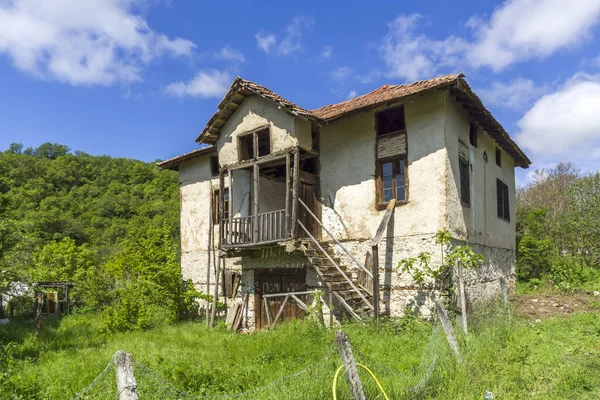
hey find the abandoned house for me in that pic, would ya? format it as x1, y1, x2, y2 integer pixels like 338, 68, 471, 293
158, 73, 531, 330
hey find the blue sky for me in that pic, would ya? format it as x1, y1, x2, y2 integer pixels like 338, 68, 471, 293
1, 0, 599, 185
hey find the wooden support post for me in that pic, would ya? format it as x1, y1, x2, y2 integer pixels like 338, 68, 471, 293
65, 285, 69, 315
435, 299, 462, 363
206, 185, 212, 326
335, 330, 366, 400
285, 152, 291, 237
218, 170, 225, 246
114, 351, 139, 400
457, 260, 468, 334
34, 290, 43, 336
209, 256, 221, 328
253, 164, 259, 243
291, 149, 300, 238
371, 245, 380, 325
329, 286, 334, 328
228, 171, 233, 246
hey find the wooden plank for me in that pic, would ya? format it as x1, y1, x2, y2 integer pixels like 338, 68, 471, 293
457, 260, 468, 334
229, 172, 233, 245
372, 245, 380, 323
289, 294, 308, 310
335, 330, 366, 400
253, 164, 259, 242
299, 170, 318, 185
291, 150, 300, 238
435, 299, 463, 363
272, 294, 290, 328
264, 297, 272, 329
285, 153, 291, 237
372, 198, 396, 245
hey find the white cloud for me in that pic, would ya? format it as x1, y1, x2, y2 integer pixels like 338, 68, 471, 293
346, 90, 358, 100
478, 77, 549, 110
331, 66, 352, 81
278, 16, 314, 55
515, 73, 600, 169
255, 32, 276, 53
321, 46, 332, 59
468, 0, 600, 71
380, 14, 468, 81
379, 1, 600, 79
0, 0, 195, 86
215, 46, 245, 63
165, 70, 231, 98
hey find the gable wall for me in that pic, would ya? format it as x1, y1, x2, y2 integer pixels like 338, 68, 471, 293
319, 91, 448, 240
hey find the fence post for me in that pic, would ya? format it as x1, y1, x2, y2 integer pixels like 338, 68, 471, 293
435, 299, 463, 364
457, 260, 468, 334
114, 351, 139, 400
335, 330, 366, 400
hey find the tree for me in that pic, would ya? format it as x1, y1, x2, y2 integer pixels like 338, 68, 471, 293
6, 143, 23, 154
33, 142, 70, 159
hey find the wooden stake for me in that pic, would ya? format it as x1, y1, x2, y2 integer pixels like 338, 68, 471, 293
114, 351, 139, 400
435, 299, 462, 363
371, 245, 380, 325
457, 260, 468, 334
335, 330, 366, 400
253, 164, 259, 242
291, 149, 299, 238
206, 184, 213, 326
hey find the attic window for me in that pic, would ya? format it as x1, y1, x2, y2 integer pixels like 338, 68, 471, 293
377, 106, 405, 136
495, 148, 502, 167
239, 127, 271, 161
210, 155, 219, 177
469, 122, 477, 147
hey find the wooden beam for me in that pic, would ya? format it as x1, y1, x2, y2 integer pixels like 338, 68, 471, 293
253, 164, 259, 242
291, 149, 300, 238
372, 244, 380, 324
285, 153, 291, 237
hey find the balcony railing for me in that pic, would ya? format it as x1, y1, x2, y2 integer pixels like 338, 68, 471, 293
222, 209, 287, 246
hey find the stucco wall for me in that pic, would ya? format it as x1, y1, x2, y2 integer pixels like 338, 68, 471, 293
217, 96, 301, 166
443, 91, 516, 250
319, 91, 448, 241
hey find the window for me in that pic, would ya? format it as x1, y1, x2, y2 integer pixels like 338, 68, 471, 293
495, 148, 502, 167
376, 106, 405, 136
377, 157, 407, 205
469, 122, 477, 147
210, 155, 219, 177
239, 127, 270, 161
213, 188, 229, 224
496, 179, 510, 221
459, 158, 470, 206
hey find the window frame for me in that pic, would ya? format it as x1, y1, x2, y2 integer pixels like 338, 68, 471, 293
495, 148, 502, 167
213, 188, 230, 224
238, 126, 271, 162
459, 157, 471, 207
375, 105, 406, 137
210, 155, 219, 177
376, 156, 408, 209
469, 122, 478, 147
496, 179, 510, 221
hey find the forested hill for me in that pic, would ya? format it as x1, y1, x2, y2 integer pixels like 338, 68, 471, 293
0, 143, 197, 331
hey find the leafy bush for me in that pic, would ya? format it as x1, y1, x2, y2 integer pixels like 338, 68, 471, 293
516, 235, 553, 281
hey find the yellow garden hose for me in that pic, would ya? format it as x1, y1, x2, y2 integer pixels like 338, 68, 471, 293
332, 363, 390, 400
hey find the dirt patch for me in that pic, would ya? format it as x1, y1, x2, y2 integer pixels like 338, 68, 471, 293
513, 292, 600, 320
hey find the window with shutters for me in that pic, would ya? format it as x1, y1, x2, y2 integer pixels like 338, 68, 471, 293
213, 188, 229, 224
496, 179, 510, 221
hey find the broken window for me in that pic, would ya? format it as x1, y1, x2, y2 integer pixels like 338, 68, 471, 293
376, 106, 405, 136
238, 127, 271, 161
469, 122, 478, 147
459, 157, 470, 207
377, 157, 407, 205
210, 155, 219, 177
496, 179, 510, 221
496, 148, 502, 167
213, 188, 229, 224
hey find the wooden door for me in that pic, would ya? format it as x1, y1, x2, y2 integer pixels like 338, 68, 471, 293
297, 183, 321, 240
254, 268, 307, 330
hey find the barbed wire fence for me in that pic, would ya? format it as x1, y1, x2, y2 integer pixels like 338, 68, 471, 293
69, 299, 486, 400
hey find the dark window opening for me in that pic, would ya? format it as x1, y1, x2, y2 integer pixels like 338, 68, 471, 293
213, 188, 230, 224
496, 179, 510, 221
495, 148, 502, 167
210, 155, 219, 177
311, 127, 320, 152
459, 158, 470, 207
376, 106, 406, 136
239, 135, 254, 161
257, 129, 270, 157
377, 157, 407, 205
469, 122, 478, 147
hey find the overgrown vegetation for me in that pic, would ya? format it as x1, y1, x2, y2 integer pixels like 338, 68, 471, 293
1, 305, 599, 399
0, 143, 200, 331
517, 162, 600, 292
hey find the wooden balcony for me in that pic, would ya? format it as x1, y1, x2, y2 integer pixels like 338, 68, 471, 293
222, 209, 287, 247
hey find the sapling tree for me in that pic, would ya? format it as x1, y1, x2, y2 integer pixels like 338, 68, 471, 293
397, 229, 484, 297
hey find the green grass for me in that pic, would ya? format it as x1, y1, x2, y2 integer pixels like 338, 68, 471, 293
1, 303, 599, 399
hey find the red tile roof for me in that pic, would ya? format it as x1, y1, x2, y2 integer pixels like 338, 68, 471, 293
157, 146, 216, 170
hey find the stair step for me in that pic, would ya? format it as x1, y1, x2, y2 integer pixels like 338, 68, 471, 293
309, 258, 342, 267
318, 272, 347, 281
337, 290, 369, 301
327, 281, 353, 291
317, 264, 347, 273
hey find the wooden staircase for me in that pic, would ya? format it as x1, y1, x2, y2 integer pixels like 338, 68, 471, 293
299, 241, 374, 320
